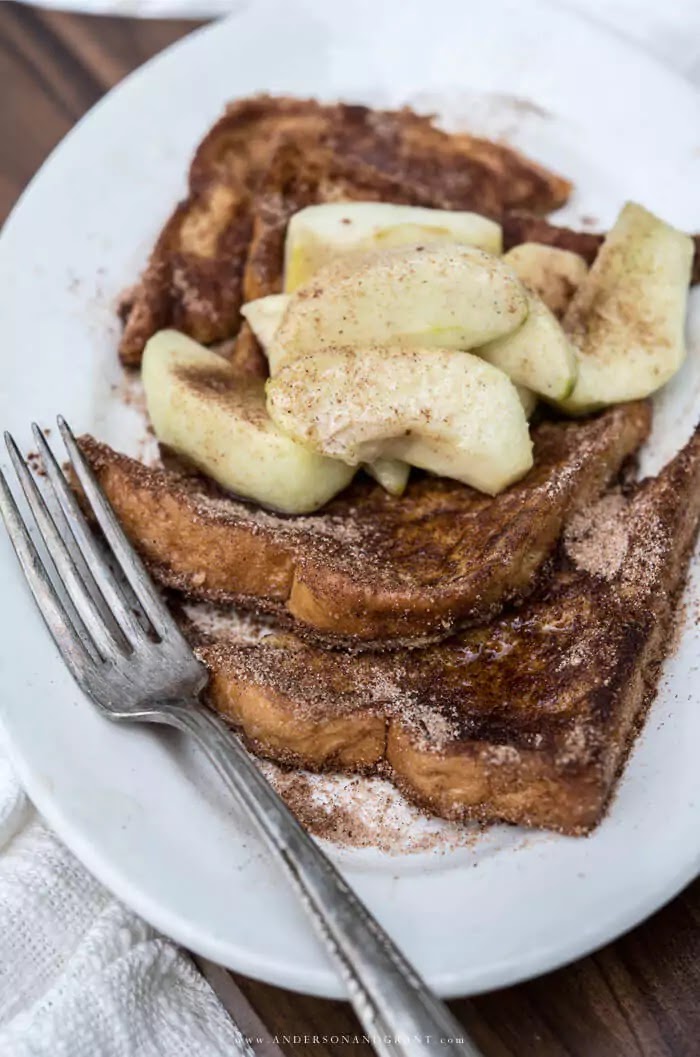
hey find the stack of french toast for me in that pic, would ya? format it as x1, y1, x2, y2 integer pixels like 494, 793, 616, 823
82, 96, 700, 836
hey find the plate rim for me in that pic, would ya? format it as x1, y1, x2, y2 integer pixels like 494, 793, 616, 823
2, 724, 699, 999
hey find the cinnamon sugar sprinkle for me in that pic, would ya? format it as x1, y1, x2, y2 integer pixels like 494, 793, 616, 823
182, 600, 275, 644
187, 610, 474, 852
190, 490, 368, 547
565, 487, 669, 591
257, 762, 481, 854
564, 492, 629, 578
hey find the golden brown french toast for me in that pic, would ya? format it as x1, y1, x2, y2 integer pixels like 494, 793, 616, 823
104, 91, 700, 844
190, 424, 700, 834
78, 401, 650, 649
118, 95, 572, 365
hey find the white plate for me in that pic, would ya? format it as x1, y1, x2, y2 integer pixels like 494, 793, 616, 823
1, 0, 700, 1000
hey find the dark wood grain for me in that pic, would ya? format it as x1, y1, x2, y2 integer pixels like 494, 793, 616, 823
0, 3, 202, 220
228, 882, 700, 1057
2, 5, 698, 1055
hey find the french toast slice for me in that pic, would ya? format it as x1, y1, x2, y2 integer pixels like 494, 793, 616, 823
118, 95, 572, 364
191, 424, 700, 834
78, 401, 650, 648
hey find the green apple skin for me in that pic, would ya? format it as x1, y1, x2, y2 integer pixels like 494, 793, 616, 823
142, 330, 355, 514
557, 202, 693, 414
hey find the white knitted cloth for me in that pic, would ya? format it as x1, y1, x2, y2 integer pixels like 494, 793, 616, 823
0, 758, 251, 1057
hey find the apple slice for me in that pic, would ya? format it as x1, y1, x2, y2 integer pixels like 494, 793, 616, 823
240, 293, 290, 354
557, 202, 693, 413
142, 330, 355, 514
274, 244, 528, 370
267, 345, 533, 495
477, 292, 578, 400
516, 386, 537, 418
242, 292, 411, 495
284, 202, 502, 291
364, 458, 410, 496
244, 292, 538, 422
246, 291, 544, 412
504, 243, 588, 318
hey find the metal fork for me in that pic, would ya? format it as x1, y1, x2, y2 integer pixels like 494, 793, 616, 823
0, 419, 483, 1057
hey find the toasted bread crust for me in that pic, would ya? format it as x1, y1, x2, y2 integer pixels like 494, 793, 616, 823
191, 426, 700, 834
119, 95, 572, 364
79, 402, 650, 648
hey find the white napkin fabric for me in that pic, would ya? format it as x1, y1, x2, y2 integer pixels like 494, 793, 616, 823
0, 751, 252, 1057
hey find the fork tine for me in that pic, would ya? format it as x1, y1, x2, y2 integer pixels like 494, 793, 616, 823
5, 433, 124, 663
31, 423, 147, 649
0, 468, 92, 682
58, 417, 189, 645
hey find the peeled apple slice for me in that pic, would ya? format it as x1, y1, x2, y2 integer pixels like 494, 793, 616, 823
241, 292, 410, 496
516, 386, 538, 418
272, 244, 529, 370
558, 202, 693, 413
478, 292, 578, 400
267, 345, 533, 496
364, 458, 410, 496
243, 294, 540, 424
504, 243, 589, 318
142, 330, 355, 514
284, 201, 502, 291
240, 293, 290, 353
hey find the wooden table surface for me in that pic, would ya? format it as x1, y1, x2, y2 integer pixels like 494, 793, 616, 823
2, 4, 699, 1055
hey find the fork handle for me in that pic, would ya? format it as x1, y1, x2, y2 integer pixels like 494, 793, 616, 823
168, 705, 483, 1057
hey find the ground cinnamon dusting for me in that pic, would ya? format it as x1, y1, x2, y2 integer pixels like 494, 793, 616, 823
564, 492, 629, 578
258, 761, 481, 854
188, 602, 463, 743
190, 490, 369, 547
182, 600, 275, 644
26, 451, 46, 477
